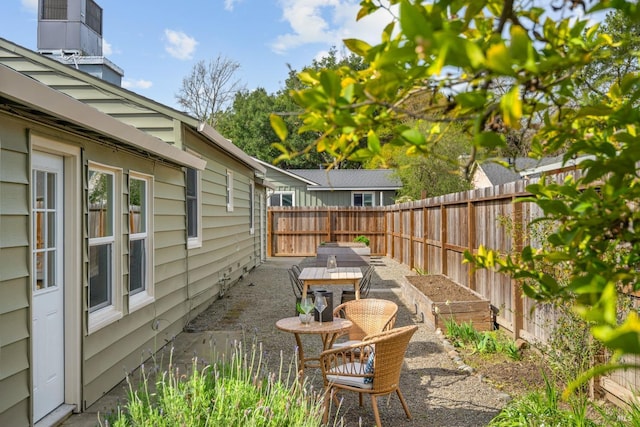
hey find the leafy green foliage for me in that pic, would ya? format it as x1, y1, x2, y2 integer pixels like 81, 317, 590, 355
281, 0, 640, 384
353, 235, 370, 246
444, 319, 521, 361
216, 47, 367, 169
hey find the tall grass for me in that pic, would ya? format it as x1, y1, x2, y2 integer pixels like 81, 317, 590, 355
489, 375, 600, 427
106, 339, 326, 427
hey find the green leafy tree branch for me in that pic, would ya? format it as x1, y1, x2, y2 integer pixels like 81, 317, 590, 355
270, 0, 640, 389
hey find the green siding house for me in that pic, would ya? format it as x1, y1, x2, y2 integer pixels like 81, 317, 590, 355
256, 159, 402, 207
0, 36, 269, 426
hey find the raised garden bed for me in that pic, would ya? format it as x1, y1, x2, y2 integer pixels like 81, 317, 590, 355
403, 275, 493, 332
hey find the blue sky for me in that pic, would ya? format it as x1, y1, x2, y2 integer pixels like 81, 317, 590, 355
0, 0, 392, 109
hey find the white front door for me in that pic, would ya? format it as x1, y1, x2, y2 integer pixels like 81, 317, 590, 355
32, 151, 65, 422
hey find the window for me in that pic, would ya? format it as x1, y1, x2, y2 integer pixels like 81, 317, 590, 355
352, 192, 375, 207
88, 163, 122, 332
249, 180, 255, 235
186, 167, 202, 248
129, 172, 154, 310
268, 192, 294, 207
41, 0, 67, 20
226, 170, 234, 212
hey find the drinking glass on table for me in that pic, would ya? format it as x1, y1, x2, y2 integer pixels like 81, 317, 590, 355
299, 297, 314, 325
314, 293, 328, 325
326, 254, 338, 272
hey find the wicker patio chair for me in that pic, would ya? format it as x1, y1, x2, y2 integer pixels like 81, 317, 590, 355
331, 298, 398, 350
341, 265, 375, 303
320, 324, 418, 427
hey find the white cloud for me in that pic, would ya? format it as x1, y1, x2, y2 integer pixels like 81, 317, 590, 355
224, 0, 242, 11
122, 79, 153, 90
21, 0, 37, 13
164, 29, 198, 60
103, 39, 113, 56
271, 0, 394, 54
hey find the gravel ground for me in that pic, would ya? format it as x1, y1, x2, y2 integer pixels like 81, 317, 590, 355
185, 256, 511, 427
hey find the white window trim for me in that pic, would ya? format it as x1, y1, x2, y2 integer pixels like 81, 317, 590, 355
268, 190, 295, 207
249, 179, 255, 235
351, 191, 376, 207
226, 169, 234, 212
88, 162, 123, 334
128, 171, 154, 312
186, 167, 203, 249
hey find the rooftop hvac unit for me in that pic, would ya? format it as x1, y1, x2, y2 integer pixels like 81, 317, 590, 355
37, 0, 103, 57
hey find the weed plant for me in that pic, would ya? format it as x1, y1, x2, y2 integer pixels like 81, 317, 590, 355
489, 375, 600, 427
105, 340, 326, 427
444, 318, 521, 361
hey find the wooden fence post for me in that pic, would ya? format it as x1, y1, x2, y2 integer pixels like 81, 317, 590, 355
267, 209, 272, 257
423, 204, 428, 273
409, 204, 415, 269
468, 199, 476, 292
441, 203, 447, 276
511, 200, 524, 340
326, 207, 332, 243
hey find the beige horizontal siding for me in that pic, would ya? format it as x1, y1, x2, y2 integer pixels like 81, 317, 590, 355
0, 150, 28, 184
0, 277, 28, 315
0, 183, 28, 215
0, 309, 29, 346
0, 247, 28, 281
0, 340, 29, 381
0, 371, 29, 415
0, 398, 29, 427
0, 216, 28, 247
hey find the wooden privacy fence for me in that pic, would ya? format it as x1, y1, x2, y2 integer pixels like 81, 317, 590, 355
267, 172, 640, 404
267, 206, 387, 256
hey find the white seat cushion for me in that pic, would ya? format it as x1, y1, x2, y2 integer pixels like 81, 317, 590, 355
331, 340, 362, 349
326, 362, 373, 389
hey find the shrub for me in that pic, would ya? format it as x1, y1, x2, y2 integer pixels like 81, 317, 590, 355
353, 235, 369, 246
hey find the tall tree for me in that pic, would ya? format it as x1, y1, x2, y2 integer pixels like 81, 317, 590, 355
270, 0, 640, 388
576, 9, 640, 102
216, 88, 280, 161
218, 47, 368, 168
378, 122, 472, 200
175, 55, 244, 126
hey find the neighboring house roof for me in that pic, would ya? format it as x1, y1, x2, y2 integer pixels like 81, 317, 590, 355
0, 64, 205, 170
474, 155, 586, 186
253, 158, 318, 186
290, 169, 402, 191
0, 37, 264, 175
253, 157, 402, 191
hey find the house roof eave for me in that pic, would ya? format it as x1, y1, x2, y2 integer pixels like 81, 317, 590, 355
252, 157, 319, 185
196, 123, 266, 174
307, 186, 402, 191
0, 65, 206, 170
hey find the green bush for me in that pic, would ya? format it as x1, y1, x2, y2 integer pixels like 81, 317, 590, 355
353, 235, 369, 246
